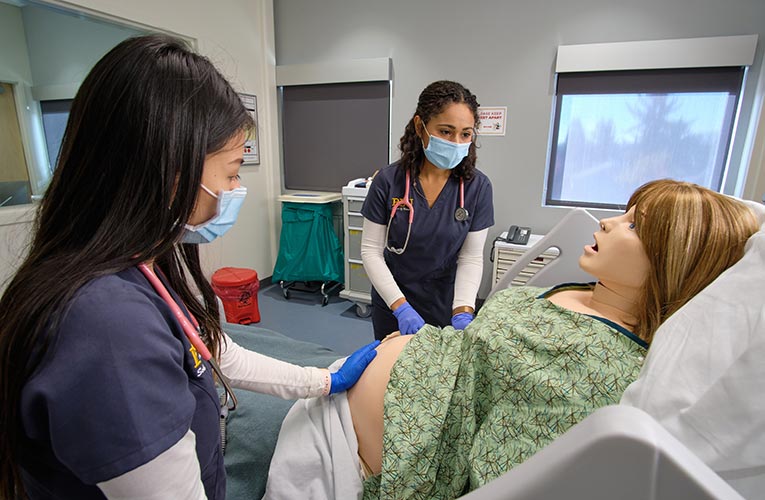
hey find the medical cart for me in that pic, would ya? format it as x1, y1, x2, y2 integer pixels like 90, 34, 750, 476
492, 233, 559, 286
339, 182, 372, 317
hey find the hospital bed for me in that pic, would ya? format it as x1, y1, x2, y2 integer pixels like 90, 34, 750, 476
488, 207, 600, 295
223, 205, 763, 499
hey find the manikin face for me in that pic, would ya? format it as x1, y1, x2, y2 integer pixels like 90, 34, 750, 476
416, 102, 475, 148
579, 206, 650, 290
187, 132, 245, 226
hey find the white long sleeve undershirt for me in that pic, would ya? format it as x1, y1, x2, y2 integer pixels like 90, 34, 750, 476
218, 332, 329, 399
360, 218, 404, 308
98, 430, 207, 499
361, 217, 487, 311
451, 227, 488, 310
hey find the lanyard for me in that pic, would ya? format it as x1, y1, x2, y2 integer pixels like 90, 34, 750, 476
137, 263, 237, 411
385, 171, 467, 254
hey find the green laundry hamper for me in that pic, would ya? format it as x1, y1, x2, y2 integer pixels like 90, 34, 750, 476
273, 202, 344, 285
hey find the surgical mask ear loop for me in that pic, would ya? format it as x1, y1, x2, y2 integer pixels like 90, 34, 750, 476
200, 184, 219, 199
418, 119, 431, 148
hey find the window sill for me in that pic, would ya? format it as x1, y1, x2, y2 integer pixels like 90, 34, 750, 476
0, 204, 36, 226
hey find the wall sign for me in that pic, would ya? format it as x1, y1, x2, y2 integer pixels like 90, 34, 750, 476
477, 106, 507, 136
239, 93, 260, 165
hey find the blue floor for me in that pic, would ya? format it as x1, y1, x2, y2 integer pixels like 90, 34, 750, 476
251, 282, 374, 356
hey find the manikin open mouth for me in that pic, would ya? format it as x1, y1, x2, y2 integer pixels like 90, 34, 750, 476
592, 243, 598, 252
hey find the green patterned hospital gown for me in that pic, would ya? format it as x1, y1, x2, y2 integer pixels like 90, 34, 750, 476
363, 284, 647, 499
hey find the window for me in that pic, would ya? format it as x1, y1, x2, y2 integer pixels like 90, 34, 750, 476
0, 82, 31, 207
40, 99, 73, 173
276, 56, 392, 192
280, 81, 390, 192
1, 1, 149, 207
546, 67, 744, 209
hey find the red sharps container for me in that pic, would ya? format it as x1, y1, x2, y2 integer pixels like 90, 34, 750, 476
211, 267, 261, 324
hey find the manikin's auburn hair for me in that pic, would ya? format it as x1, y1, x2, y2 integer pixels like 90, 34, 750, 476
398, 80, 480, 180
627, 179, 759, 343
0, 34, 253, 498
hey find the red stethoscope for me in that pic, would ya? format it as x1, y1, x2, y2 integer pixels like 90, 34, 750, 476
385, 170, 468, 255
138, 263, 237, 411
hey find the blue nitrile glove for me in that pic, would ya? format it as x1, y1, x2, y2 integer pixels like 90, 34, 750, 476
392, 301, 425, 335
451, 312, 475, 330
329, 340, 381, 394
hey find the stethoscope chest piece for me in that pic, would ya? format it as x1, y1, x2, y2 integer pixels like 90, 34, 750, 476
454, 206, 469, 222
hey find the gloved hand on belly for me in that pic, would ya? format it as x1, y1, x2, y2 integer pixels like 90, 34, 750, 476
329, 340, 381, 393
392, 301, 425, 335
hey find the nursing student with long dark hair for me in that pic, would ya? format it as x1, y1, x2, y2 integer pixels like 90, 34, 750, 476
0, 35, 378, 500
361, 80, 494, 340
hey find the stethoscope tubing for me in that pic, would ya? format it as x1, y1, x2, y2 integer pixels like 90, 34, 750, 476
137, 263, 237, 410
385, 171, 414, 255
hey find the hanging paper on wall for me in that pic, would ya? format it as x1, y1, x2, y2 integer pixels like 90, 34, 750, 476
477, 106, 507, 136
239, 93, 260, 164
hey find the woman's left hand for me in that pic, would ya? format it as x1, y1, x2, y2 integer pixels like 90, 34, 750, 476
451, 312, 475, 330
329, 340, 381, 394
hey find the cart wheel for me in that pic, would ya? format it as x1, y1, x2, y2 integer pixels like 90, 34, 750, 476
356, 303, 371, 318
321, 295, 329, 306
282, 288, 290, 300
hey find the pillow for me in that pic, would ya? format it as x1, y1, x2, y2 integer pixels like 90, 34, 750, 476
621, 200, 765, 498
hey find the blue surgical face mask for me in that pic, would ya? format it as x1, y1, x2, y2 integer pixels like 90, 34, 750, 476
182, 184, 247, 244
421, 124, 471, 170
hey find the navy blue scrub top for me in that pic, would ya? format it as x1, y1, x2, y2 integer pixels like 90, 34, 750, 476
19, 267, 225, 499
362, 162, 494, 332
